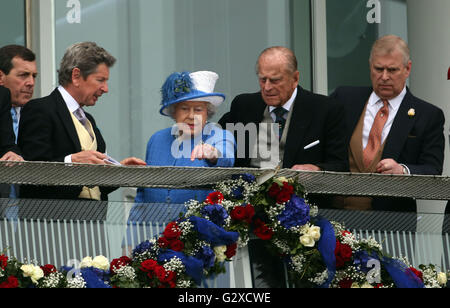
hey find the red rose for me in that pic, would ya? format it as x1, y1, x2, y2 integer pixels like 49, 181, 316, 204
253, 219, 274, 241
409, 267, 423, 281
154, 265, 167, 282
225, 243, 238, 259
335, 241, 353, 268
268, 183, 281, 198
0, 276, 19, 289
169, 239, 185, 252
281, 182, 294, 194
244, 204, 255, 223
140, 259, 158, 273
0, 255, 7, 270
230, 206, 247, 221
40, 264, 57, 276
163, 222, 182, 240
206, 191, 224, 205
110, 256, 132, 274
339, 278, 353, 288
162, 270, 176, 283
230, 204, 255, 224
276, 191, 291, 204
157, 237, 170, 248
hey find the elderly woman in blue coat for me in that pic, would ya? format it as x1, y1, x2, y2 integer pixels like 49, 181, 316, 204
134, 71, 235, 206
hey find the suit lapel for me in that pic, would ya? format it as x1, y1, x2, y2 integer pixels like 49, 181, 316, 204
52, 89, 82, 152
382, 90, 416, 160
346, 87, 373, 140
253, 95, 268, 125
283, 87, 311, 166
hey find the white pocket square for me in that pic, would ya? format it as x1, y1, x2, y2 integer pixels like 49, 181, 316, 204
304, 140, 320, 150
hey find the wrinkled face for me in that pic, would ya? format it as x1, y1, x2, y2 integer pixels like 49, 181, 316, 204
0, 57, 37, 107
258, 53, 299, 107
173, 101, 208, 136
74, 63, 110, 107
370, 49, 411, 100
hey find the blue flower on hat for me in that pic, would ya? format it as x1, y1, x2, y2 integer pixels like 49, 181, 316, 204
159, 71, 225, 116
161, 71, 193, 104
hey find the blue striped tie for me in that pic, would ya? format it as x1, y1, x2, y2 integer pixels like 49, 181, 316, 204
9, 107, 19, 198
10, 107, 19, 143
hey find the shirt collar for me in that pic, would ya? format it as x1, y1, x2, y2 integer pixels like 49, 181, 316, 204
269, 87, 298, 113
58, 85, 81, 113
369, 86, 407, 111
12, 106, 21, 117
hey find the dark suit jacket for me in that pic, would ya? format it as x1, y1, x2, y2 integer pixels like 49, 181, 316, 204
218, 86, 348, 171
17, 88, 115, 200
331, 86, 445, 212
0, 85, 20, 156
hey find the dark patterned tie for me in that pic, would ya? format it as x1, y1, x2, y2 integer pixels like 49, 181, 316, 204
273, 107, 287, 140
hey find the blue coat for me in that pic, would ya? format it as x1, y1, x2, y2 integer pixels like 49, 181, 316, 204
134, 123, 235, 205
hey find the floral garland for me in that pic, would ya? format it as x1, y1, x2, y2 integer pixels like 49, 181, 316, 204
1, 175, 449, 288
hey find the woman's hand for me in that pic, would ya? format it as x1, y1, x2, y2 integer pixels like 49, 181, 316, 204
191, 143, 219, 165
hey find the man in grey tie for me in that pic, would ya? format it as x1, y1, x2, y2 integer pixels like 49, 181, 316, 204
18, 42, 145, 201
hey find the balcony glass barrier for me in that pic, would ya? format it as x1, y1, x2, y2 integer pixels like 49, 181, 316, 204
1, 197, 449, 288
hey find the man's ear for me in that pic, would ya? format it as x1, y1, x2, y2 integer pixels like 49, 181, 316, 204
0, 70, 6, 86
71, 67, 82, 87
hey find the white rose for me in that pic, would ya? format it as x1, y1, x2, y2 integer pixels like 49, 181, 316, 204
92, 256, 109, 271
437, 272, 448, 285
308, 226, 321, 241
275, 177, 289, 184
21, 264, 44, 284
300, 234, 315, 247
360, 282, 374, 288
214, 246, 227, 263
80, 256, 93, 268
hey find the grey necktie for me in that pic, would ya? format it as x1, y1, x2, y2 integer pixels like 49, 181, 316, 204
74, 108, 94, 139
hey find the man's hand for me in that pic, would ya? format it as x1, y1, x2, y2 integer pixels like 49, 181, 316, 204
376, 159, 404, 174
0, 151, 24, 162
191, 143, 219, 164
71, 150, 108, 164
120, 157, 147, 166
291, 164, 321, 171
